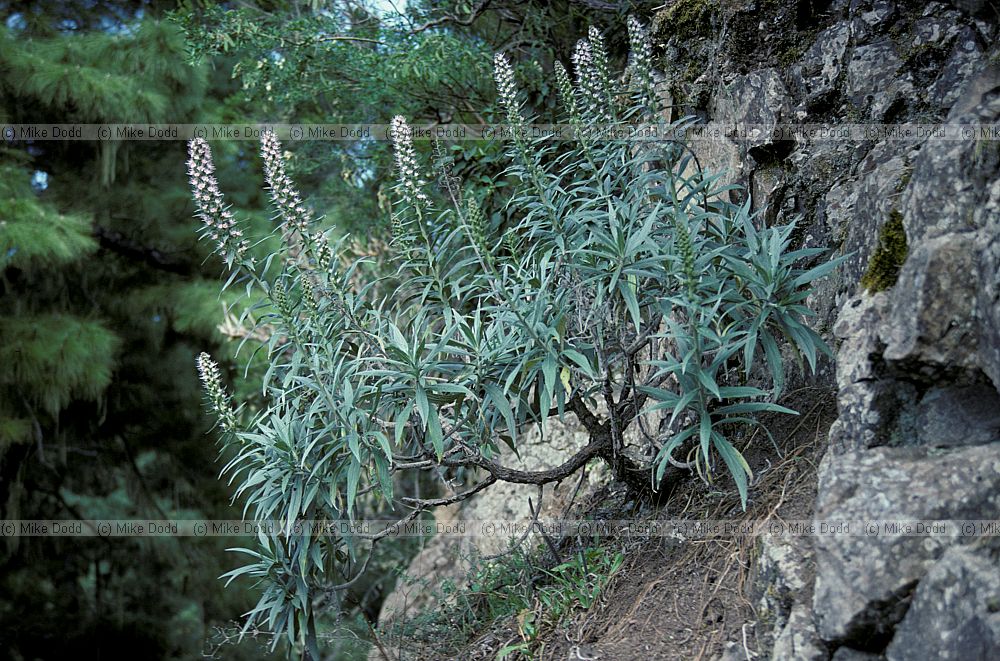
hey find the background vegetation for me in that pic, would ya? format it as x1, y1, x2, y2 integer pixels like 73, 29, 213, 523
2, 1, 804, 659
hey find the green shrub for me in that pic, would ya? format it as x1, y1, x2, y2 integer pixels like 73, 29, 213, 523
189, 16, 841, 657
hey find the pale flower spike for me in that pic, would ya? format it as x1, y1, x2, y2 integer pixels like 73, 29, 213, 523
260, 130, 312, 233
587, 26, 614, 102
553, 60, 580, 123
196, 352, 238, 434
572, 39, 604, 121
187, 138, 249, 260
389, 115, 429, 212
626, 15, 655, 104
493, 52, 523, 126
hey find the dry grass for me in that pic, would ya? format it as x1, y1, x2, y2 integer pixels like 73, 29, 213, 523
533, 387, 837, 661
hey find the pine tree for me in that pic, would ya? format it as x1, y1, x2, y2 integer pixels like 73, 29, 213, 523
0, 6, 276, 658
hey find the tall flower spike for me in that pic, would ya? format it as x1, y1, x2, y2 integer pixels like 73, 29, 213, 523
553, 61, 580, 124
389, 116, 430, 252
389, 116, 430, 213
627, 16, 656, 109
494, 52, 544, 185
572, 39, 605, 122
587, 26, 616, 113
187, 138, 249, 262
260, 130, 312, 234
493, 53, 523, 127
196, 352, 238, 434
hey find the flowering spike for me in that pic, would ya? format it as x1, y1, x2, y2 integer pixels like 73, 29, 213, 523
196, 352, 238, 434
260, 130, 312, 234
389, 116, 431, 254
493, 53, 523, 127
389, 116, 430, 219
187, 138, 249, 262
553, 61, 580, 124
494, 53, 546, 184
572, 39, 606, 122
587, 26, 616, 114
626, 16, 656, 110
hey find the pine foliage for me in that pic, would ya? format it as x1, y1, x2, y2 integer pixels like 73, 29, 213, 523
0, 21, 205, 123
0, 9, 270, 659
0, 314, 119, 415
0, 163, 96, 271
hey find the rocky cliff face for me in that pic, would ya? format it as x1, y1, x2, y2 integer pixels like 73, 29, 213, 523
652, 1, 999, 658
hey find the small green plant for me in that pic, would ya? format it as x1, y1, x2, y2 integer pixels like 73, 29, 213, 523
470, 545, 622, 625
190, 16, 842, 657
386, 542, 624, 658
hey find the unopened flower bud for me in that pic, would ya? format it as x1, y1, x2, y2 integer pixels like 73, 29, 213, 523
300, 275, 320, 316
270, 280, 292, 318
311, 231, 334, 271
464, 197, 494, 267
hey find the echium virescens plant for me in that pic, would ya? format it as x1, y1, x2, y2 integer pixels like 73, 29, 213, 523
190, 17, 844, 657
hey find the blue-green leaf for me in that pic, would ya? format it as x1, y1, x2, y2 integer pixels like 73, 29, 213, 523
713, 434, 752, 509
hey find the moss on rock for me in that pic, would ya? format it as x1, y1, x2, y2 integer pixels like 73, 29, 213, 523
861, 209, 908, 292
659, 0, 713, 39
